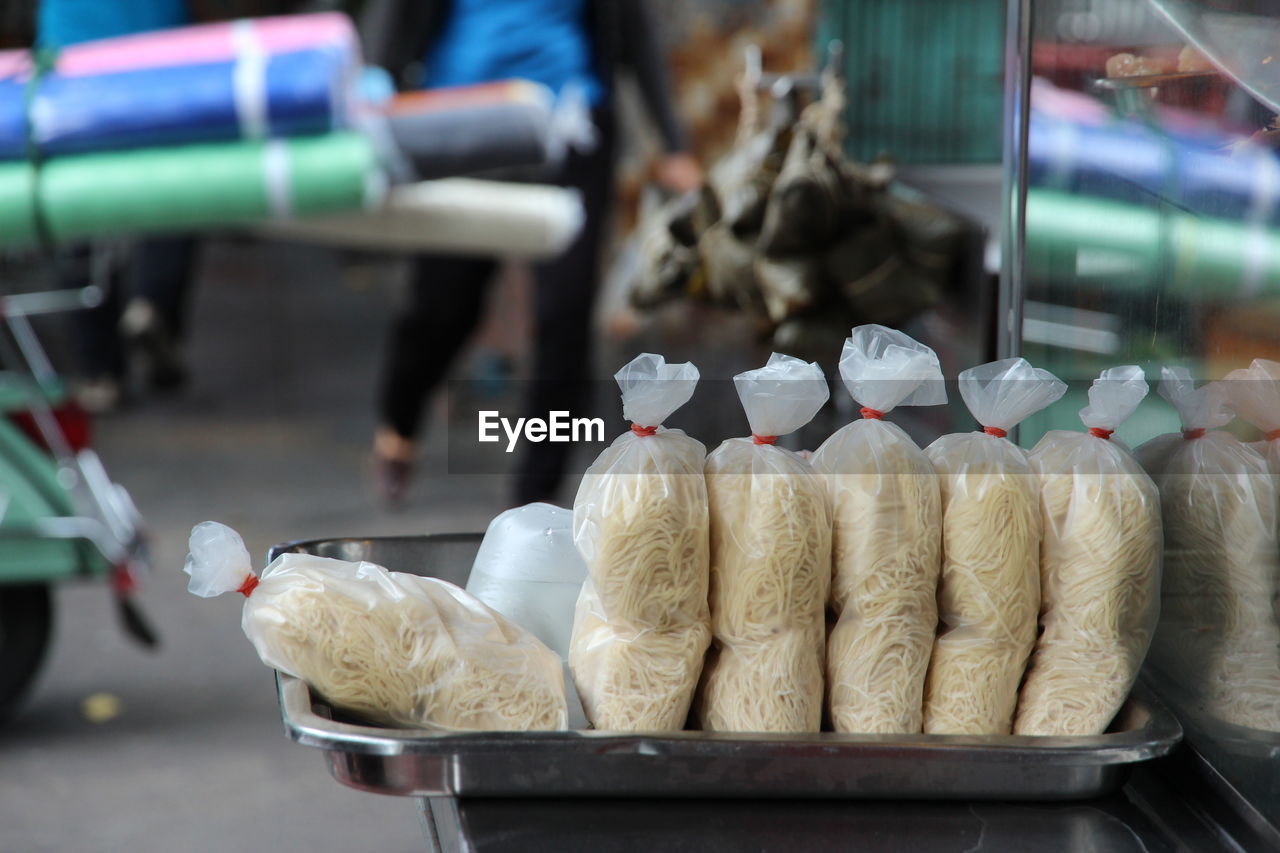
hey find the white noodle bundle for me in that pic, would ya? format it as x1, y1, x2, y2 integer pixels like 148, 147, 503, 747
570, 582, 711, 730
810, 325, 946, 734
1015, 366, 1162, 736
1143, 366, 1280, 731
923, 358, 1066, 735
569, 354, 711, 731
185, 522, 567, 731
695, 353, 832, 732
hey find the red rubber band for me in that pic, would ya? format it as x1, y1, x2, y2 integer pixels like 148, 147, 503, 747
631, 424, 658, 437
860, 407, 885, 420
237, 575, 259, 597
1088, 427, 1114, 440
1267, 428, 1280, 442
752, 434, 777, 445
983, 426, 1007, 438
1183, 428, 1206, 440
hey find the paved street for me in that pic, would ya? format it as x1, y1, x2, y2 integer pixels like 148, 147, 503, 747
0, 241, 519, 853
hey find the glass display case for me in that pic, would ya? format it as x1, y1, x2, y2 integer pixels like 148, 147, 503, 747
1013, 0, 1280, 839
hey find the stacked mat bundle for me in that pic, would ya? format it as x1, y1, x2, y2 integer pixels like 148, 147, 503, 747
0, 12, 383, 247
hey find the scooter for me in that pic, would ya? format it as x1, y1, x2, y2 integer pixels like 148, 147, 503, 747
0, 250, 154, 724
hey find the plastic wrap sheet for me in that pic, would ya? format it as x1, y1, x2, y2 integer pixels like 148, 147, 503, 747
0, 131, 382, 247
0, 13, 358, 159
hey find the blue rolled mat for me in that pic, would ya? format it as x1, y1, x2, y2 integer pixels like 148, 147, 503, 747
0, 79, 26, 160
0, 46, 352, 160
1029, 112, 1280, 223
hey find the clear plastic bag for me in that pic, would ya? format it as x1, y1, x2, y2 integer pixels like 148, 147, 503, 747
1137, 368, 1280, 730
568, 354, 711, 731
1015, 366, 1162, 736
810, 325, 946, 734
185, 521, 567, 731
695, 353, 832, 732
466, 502, 587, 660
922, 358, 1066, 735
1223, 358, 1280, 474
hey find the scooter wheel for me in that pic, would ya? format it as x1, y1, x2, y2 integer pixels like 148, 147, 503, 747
0, 584, 52, 725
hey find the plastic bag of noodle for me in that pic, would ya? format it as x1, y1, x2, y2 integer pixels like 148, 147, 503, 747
1223, 358, 1280, 474
695, 353, 833, 732
568, 354, 711, 731
922, 358, 1066, 735
1015, 366, 1162, 736
1138, 368, 1280, 730
810, 325, 946, 734
184, 521, 567, 731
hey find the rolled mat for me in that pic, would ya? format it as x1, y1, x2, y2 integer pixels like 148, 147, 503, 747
385, 81, 555, 180
0, 131, 383, 247
1030, 111, 1280, 225
256, 178, 583, 258
1026, 189, 1280, 297
0, 13, 359, 160
14, 49, 353, 158
2, 13, 356, 78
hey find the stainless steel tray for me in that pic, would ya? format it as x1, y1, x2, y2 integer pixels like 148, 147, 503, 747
271, 534, 1183, 801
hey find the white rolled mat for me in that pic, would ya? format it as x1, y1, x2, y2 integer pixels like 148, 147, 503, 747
256, 178, 583, 258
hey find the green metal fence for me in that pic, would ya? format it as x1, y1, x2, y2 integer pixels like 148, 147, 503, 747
818, 0, 1006, 164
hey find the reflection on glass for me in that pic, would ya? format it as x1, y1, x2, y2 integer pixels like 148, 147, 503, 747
1019, 0, 1280, 824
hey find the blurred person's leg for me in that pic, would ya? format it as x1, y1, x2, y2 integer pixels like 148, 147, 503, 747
515, 114, 617, 506
375, 253, 498, 503
120, 237, 199, 391
65, 246, 127, 413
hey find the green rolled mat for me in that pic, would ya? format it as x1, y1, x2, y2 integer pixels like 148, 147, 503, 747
1026, 189, 1280, 297
0, 161, 37, 246
0, 132, 383, 248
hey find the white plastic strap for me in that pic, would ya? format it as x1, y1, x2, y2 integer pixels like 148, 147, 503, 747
232, 19, 269, 140
262, 139, 293, 219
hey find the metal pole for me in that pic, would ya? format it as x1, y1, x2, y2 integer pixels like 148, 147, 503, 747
999, 0, 1034, 361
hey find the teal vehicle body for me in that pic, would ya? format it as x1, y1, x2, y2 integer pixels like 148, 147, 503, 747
0, 391, 110, 583
0, 280, 154, 724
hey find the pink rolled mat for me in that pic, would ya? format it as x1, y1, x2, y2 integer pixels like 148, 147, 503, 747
1, 12, 356, 80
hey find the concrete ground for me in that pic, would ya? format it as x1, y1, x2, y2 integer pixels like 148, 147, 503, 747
0, 241, 527, 853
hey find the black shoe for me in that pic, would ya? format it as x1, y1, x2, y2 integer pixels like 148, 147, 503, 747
374, 454, 413, 507
119, 299, 187, 392
73, 376, 124, 414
